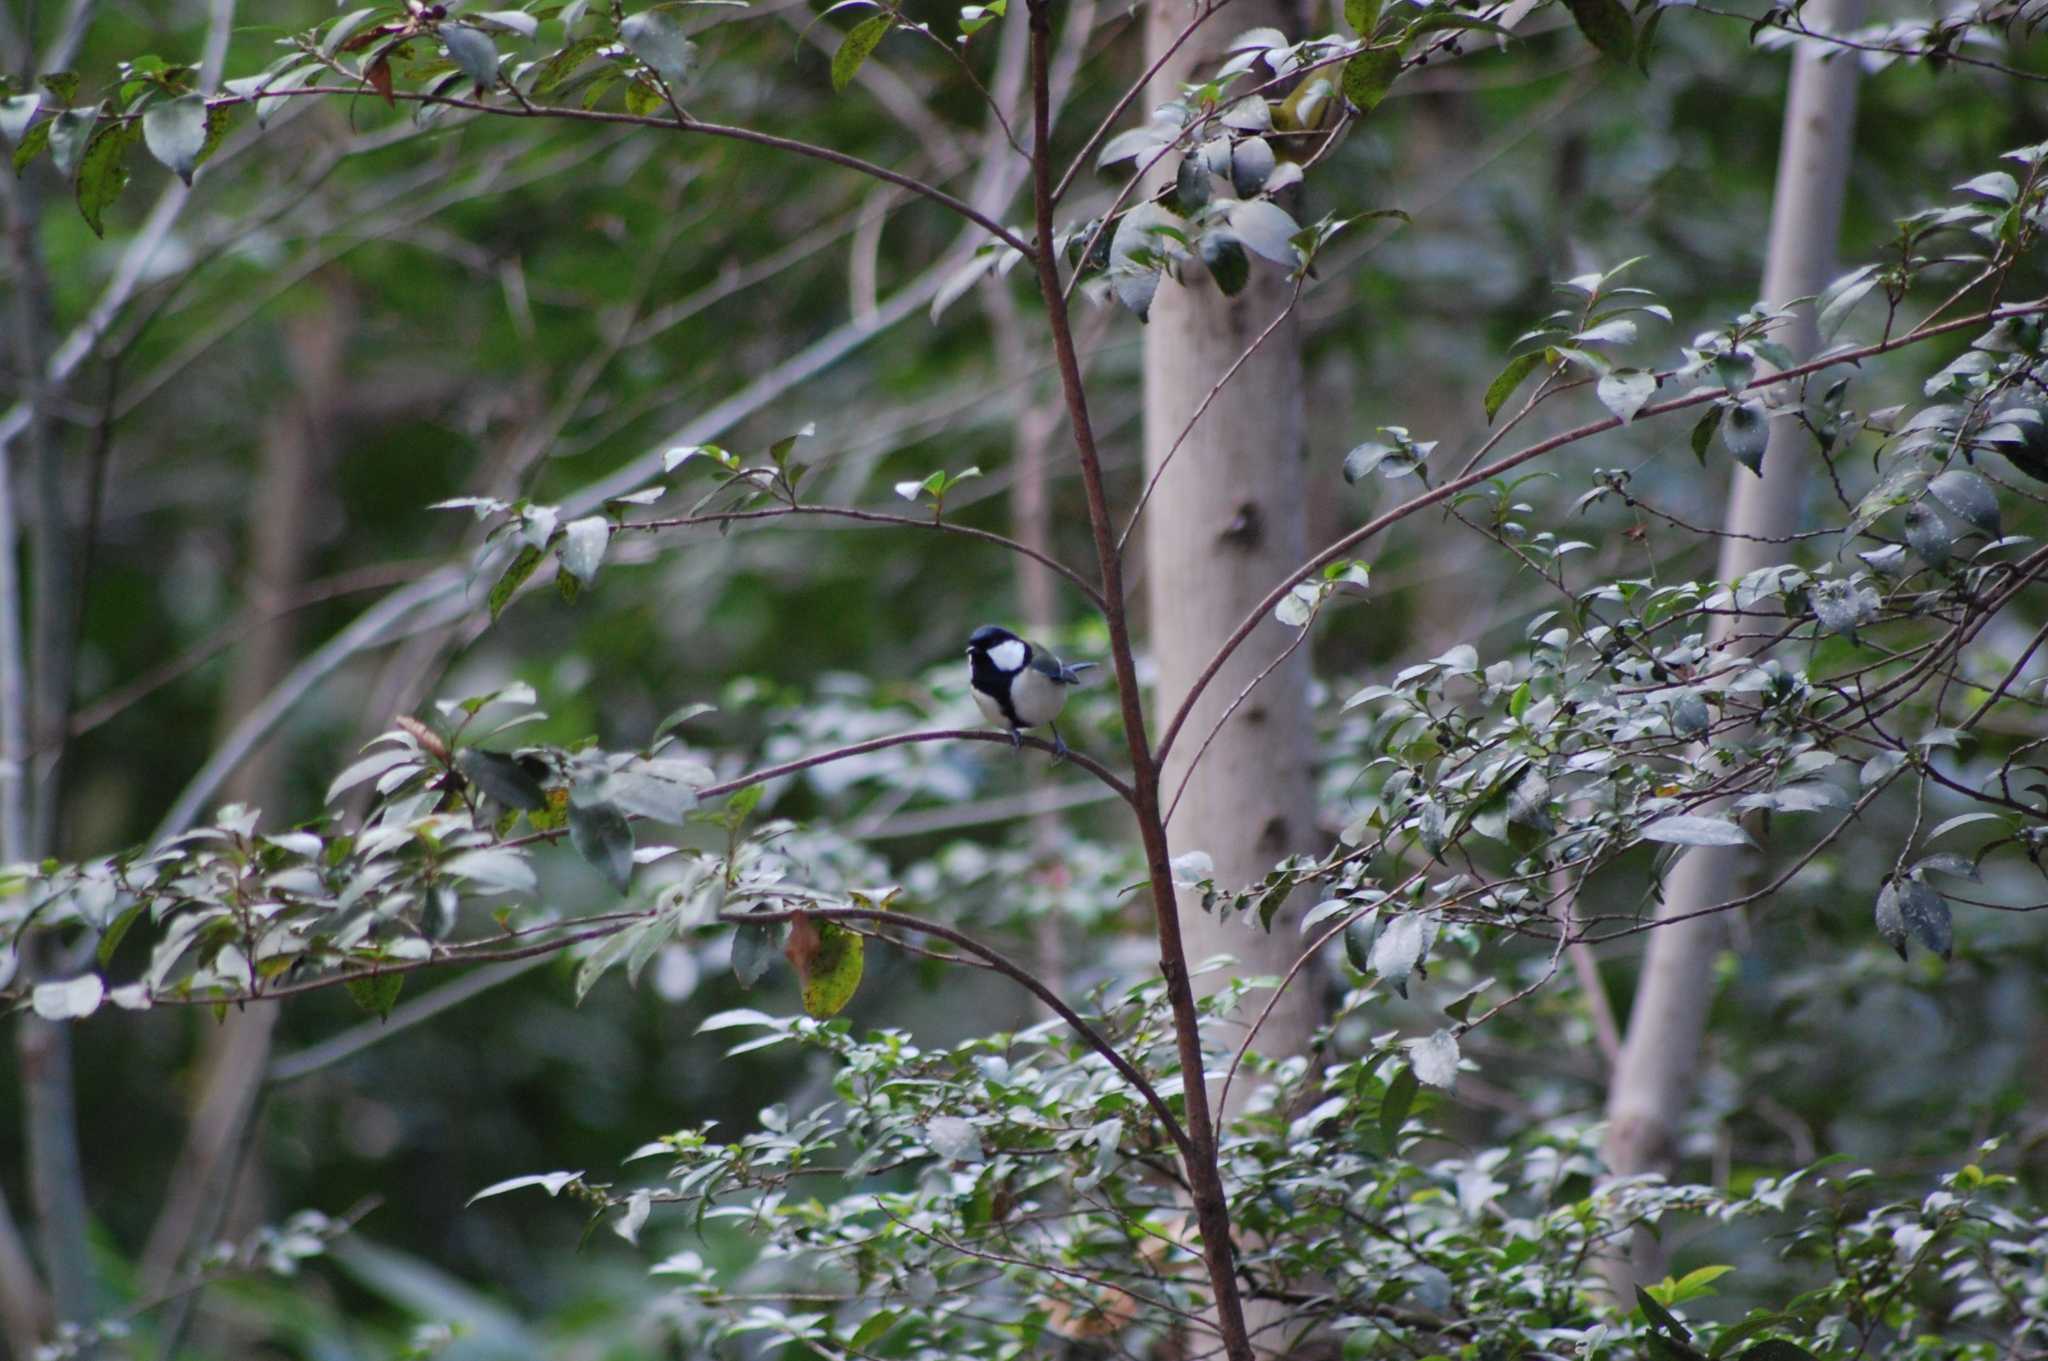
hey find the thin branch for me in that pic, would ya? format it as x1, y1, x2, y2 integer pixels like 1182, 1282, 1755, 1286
1049, 0, 1221, 206
628, 504, 1105, 610
1118, 269, 1310, 554
696, 727, 1134, 805
720, 903, 1192, 1160
198, 86, 1037, 260
1156, 299, 2048, 766
1164, 616, 1315, 828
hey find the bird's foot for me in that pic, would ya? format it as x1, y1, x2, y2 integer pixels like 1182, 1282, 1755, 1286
1049, 726, 1070, 764
1008, 726, 1022, 750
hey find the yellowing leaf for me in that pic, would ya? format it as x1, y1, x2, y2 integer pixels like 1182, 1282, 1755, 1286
784, 910, 863, 1017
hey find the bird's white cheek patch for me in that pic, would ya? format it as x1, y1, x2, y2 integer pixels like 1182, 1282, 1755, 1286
987, 639, 1027, 671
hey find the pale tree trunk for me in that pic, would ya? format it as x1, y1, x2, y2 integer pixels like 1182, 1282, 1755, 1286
1601, 0, 1862, 1291
1143, 1, 1322, 1090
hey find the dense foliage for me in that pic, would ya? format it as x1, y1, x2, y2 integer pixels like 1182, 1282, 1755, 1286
3, 1, 2048, 1359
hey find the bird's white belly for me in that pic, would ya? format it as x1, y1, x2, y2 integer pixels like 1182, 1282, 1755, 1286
972, 685, 1008, 725
1008, 668, 1066, 726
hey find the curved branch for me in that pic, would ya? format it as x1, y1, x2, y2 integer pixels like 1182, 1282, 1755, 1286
720, 903, 1193, 1161
629, 504, 1105, 610
697, 727, 1135, 806
202, 86, 1037, 260
1155, 299, 2048, 766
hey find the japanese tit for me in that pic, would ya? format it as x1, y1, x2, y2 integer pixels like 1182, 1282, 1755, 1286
965, 625, 1097, 758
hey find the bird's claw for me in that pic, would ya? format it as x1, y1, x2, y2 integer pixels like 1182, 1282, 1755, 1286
1049, 726, 1069, 764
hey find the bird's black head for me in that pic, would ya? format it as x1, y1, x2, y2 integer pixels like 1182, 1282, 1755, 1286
966, 624, 1019, 656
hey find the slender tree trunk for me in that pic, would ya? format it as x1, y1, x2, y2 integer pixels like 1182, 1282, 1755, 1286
1601, 0, 1862, 1290
1, 151, 95, 1349
141, 293, 351, 1293
1142, 0, 1322, 1097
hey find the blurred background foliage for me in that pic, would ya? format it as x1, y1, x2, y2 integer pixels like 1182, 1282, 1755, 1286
4, 0, 2048, 1353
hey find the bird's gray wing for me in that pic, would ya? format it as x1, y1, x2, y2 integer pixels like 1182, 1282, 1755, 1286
1034, 655, 1098, 685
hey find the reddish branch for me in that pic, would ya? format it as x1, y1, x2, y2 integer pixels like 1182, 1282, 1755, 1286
1023, 3, 1256, 1358
199, 85, 1036, 260
718, 904, 1193, 1160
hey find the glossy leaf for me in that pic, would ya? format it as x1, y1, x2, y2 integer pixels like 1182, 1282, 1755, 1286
833, 16, 893, 93
142, 92, 207, 183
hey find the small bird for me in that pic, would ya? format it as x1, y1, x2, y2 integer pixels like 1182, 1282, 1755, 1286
965, 625, 1097, 759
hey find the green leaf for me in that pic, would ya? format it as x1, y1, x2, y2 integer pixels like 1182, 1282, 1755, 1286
1722, 399, 1770, 475
489, 544, 546, 620
97, 902, 144, 967
1173, 154, 1211, 213
832, 15, 893, 93
1440, 976, 1492, 1023
1483, 352, 1543, 422
0, 95, 39, 144
1345, 0, 1381, 35
345, 971, 405, 1020
466, 1169, 584, 1204
1341, 47, 1399, 113
924, 1114, 982, 1161
1565, 0, 1635, 60
1875, 880, 1908, 953
458, 748, 549, 810
41, 73, 80, 105
569, 799, 635, 892
653, 701, 716, 744
1902, 502, 1953, 564
441, 24, 501, 88
1926, 468, 2001, 537
74, 120, 138, 238
48, 105, 97, 177
141, 92, 207, 183
1343, 915, 1372, 972
731, 919, 780, 986
1379, 1064, 1418, 1146
1200, 231, 1249, 296
1666, 1264, 1735, 1303
558, 515, 610, 584
1225, 197, 1301, 265
1875, 878, 1951, 961
1636, 1284, 1692, 1340
1401, 11, 1516, 40
726, 782, 765, 821
1597, 368, 1656, 424
1407, 1030, 1459, 1088
534, 35, 607, 92
621, 10, 699, 90
1690, 404, 1724, 462
849, 1310, 901, 1350
443, 848, 538, 895
9, 116, 48, 174
1738, 1344, 1818, 1361
1640, 814, 1754, 848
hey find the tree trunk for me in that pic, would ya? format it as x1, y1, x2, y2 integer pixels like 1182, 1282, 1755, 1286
142, 291, 352, 1296
1601, 0, 1862, 1291
1143, 0, 1323, 1090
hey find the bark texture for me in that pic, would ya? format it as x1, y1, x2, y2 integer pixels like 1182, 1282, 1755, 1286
1601, 0, 1863, 1289
1142, 0, 1322, 1084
